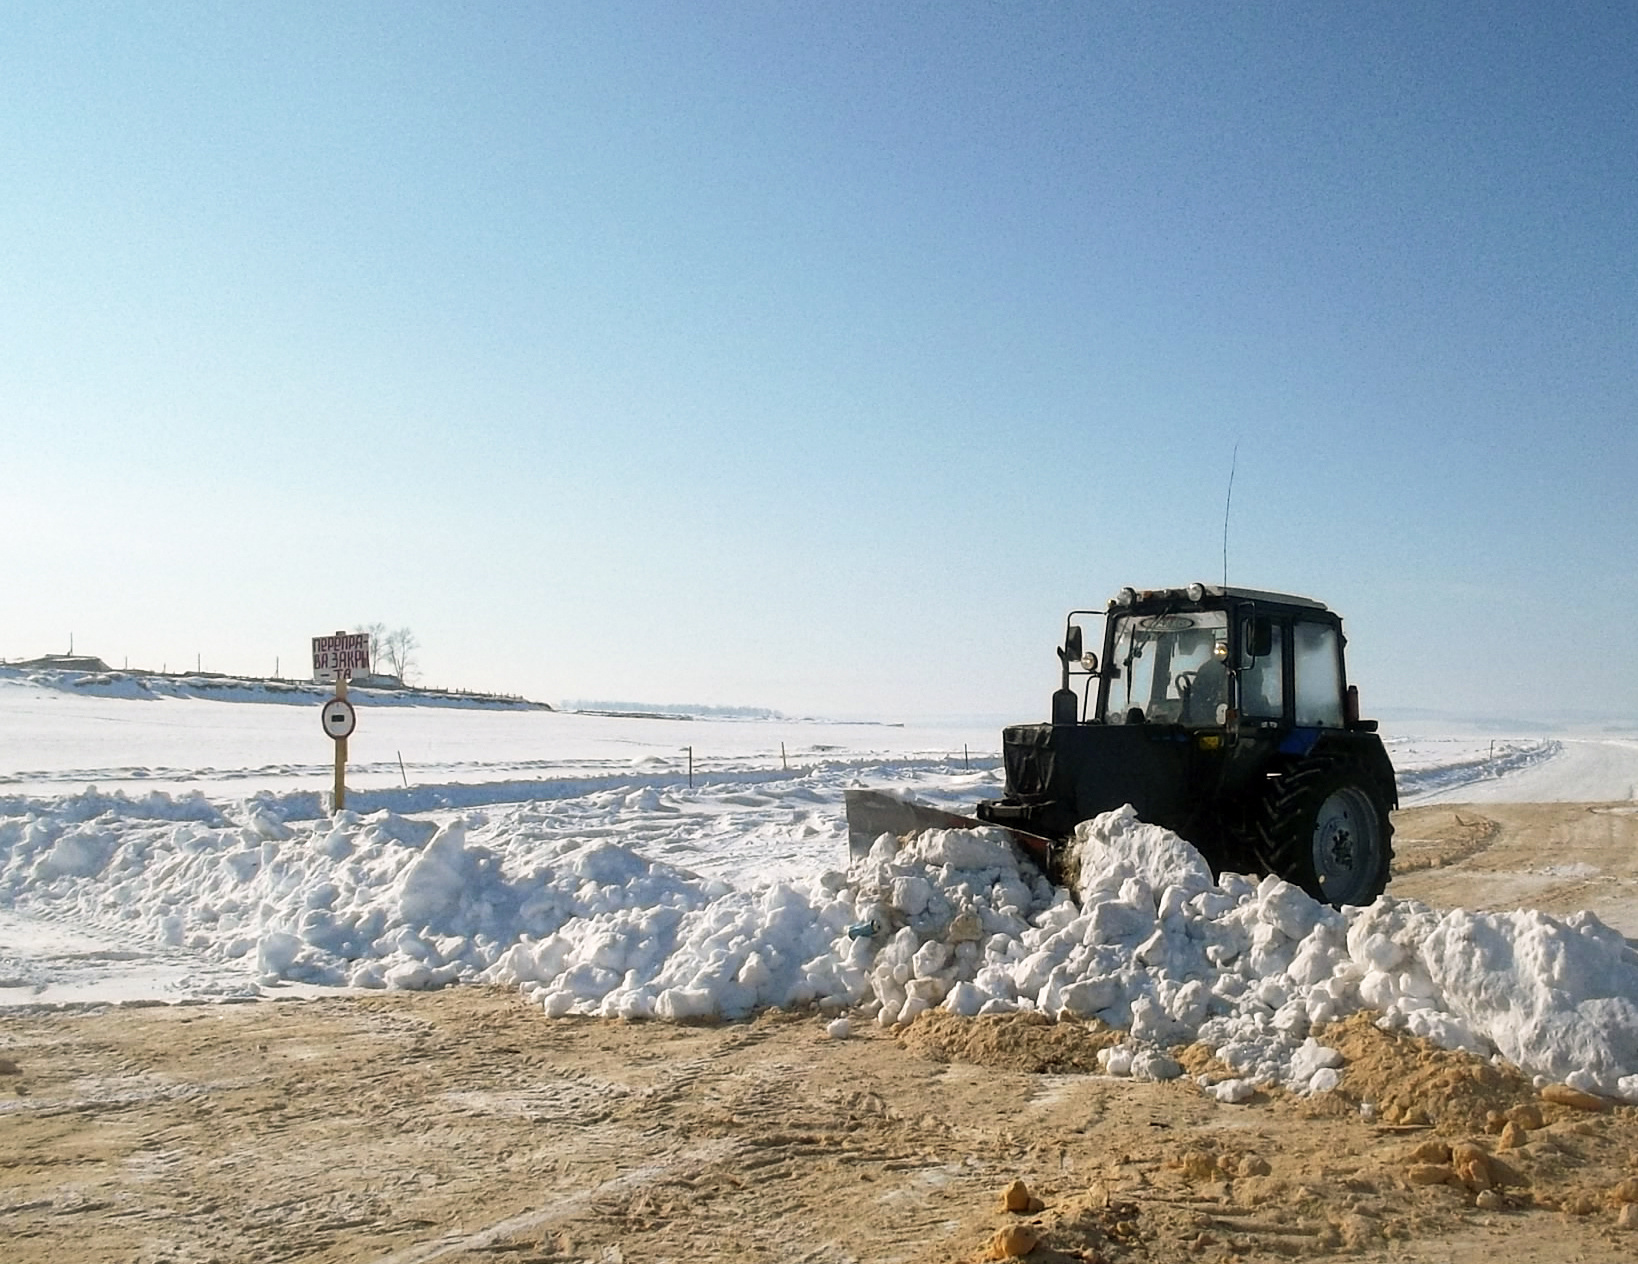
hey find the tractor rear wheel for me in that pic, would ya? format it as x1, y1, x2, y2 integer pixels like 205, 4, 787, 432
1256, 759, 1393, 907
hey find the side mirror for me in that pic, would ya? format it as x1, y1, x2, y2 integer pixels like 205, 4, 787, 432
1063, 624, 1084, 663
1242, 617, 1273, 661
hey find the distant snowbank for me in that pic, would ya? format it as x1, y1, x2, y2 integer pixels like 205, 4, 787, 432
0, 762, 895, 823
563, 699, 785, 721
0, 665, 549, 710
1389, 737, 1561, 801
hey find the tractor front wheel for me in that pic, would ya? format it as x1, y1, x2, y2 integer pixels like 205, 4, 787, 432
1256, 760, 1393, 907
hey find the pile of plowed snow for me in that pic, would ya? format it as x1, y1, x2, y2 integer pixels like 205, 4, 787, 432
3, 793, 1635, 1103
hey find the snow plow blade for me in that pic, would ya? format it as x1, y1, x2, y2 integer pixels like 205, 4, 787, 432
844, 789, 1056, 875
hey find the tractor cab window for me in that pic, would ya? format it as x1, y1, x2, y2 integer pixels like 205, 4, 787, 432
1293, 621, 1344, 727
1103, 611, 1229, 725
1238, 617, 1284, 719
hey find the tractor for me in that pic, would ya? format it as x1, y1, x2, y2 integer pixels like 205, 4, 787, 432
847, 584, 1396, 907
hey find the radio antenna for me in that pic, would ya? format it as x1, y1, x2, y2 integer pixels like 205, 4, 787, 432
1222, 441, 1239, 588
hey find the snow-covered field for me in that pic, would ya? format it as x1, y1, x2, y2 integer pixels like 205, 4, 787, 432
4, 676, 1637, 1105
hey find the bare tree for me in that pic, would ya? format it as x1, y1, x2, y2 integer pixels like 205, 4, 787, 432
351, 623, 416, 683
353, 623, 388, 675
381, 627, 420, 684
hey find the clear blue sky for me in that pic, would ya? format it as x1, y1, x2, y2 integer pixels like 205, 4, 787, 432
4, 2, 1635, 724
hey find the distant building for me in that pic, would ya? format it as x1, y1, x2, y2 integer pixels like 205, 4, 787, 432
12, 654, 114, 673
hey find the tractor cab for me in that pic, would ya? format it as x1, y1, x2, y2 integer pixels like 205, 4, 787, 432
1052, 585, 1367, 738
978, 583, 1396, 906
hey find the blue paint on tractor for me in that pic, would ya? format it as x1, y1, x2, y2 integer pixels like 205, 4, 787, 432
1279, 727, 1322, 756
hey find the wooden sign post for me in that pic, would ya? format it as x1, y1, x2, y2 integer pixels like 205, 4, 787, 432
335, 674, 346, 810
314, 630, 368, 815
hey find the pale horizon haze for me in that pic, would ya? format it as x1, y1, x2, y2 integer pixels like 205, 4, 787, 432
4, 3, 1635, 724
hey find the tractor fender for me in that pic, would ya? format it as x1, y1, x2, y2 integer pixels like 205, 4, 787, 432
1276, 730, 1399, 809
1277, 727, 1323, 758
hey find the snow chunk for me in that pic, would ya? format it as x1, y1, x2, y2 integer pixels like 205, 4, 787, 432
1068, 805, 1216, 905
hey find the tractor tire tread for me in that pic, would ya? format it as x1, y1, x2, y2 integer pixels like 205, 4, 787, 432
1254, 754, 1394, 906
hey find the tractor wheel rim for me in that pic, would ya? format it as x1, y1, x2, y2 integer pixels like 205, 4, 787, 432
1313, 786, 1378, 903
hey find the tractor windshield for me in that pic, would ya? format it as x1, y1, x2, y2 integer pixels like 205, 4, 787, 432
1102, 611, 1230, 726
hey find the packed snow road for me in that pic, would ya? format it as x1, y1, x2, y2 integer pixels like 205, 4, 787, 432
1406, 736, 1638, 805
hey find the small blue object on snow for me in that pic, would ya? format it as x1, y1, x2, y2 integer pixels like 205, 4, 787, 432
846, 920, 879, 940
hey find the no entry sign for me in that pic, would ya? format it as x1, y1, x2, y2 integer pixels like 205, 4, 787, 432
312, 631, 371, 682
321, 697, 357, 740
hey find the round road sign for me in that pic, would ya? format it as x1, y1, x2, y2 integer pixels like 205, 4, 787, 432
321, 697, 357, 741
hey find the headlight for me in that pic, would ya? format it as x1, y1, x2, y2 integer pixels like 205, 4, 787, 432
1115, 587, 1136, 608
1186, 582, 1206, 603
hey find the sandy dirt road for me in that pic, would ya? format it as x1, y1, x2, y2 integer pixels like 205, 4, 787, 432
3, 803, 1638, 1264
1389, 800, 1638, 936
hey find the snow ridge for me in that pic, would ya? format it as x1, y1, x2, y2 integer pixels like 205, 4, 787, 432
3, 790, 1634, 1103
